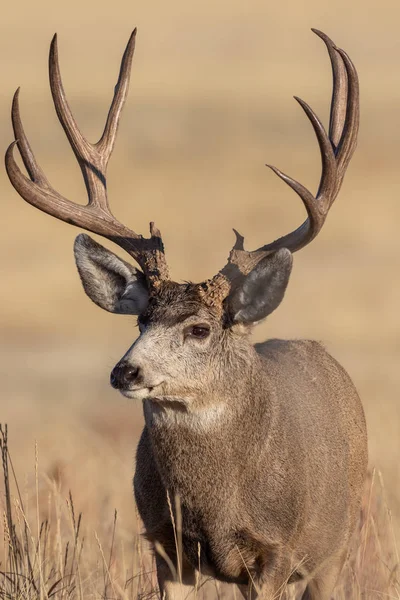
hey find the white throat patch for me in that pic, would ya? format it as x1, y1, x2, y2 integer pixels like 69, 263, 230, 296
143, 398, 226, 432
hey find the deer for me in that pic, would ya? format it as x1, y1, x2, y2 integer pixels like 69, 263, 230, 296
6, 28, 367, 600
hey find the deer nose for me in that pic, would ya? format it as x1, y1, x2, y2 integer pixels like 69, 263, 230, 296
110, 362, 140, 389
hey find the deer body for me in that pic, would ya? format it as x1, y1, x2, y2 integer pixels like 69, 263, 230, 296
132, 299, 367, 598
7, 28, 367, 600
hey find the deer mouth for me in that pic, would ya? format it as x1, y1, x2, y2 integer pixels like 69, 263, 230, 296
120, 383, 164, 400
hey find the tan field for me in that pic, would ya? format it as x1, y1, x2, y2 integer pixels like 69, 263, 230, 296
0, 0, 400, 597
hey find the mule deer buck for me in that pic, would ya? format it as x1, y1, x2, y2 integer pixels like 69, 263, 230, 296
6, 29, 367, 600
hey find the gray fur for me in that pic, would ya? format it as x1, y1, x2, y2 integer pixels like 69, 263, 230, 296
76, 245, 367, 600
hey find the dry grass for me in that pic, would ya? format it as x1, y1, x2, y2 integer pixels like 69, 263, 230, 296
0, 426, 156, 600
0, 427, 398, 599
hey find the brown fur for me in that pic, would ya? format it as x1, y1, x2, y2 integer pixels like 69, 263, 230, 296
130, 285, 368, 600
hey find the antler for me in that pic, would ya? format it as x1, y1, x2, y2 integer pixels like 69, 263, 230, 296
5, 30, 169, 288
6, 29, 359, 305
203, 29, 359, 303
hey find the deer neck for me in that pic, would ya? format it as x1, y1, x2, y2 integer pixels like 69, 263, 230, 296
140, 362, 271, 505
143, 393, 233, 433
142, 347, 262, 434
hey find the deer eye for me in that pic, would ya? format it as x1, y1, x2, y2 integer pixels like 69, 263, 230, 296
186, 324, 210, 339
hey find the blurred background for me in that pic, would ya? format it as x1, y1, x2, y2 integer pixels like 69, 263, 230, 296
0, 0, 399, 546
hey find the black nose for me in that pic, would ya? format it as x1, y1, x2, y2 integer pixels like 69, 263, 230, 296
110, 361, 140, 389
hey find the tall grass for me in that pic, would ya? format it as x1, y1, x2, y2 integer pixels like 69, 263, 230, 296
0, 426, 156, 600
0, 425, 398, 599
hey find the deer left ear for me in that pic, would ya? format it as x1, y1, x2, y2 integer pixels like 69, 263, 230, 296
226, 248, 293, 325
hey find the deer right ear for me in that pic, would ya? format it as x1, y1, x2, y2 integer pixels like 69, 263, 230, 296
73, 234, 149, 314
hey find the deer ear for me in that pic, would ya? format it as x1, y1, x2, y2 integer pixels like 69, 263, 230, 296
73, 234, 149, 315
226, 248, 293, 325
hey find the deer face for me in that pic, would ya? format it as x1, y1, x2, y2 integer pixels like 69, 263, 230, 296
74, 235, 293, 406
110, 284, 227, 402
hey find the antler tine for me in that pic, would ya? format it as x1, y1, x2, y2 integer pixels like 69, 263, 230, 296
5, 31, 170, 287
263, 94, 337, 251
49, 31, 136, 211
97, 29, 137, 156
312, 28, 348, 150
334, 47, 359, 180
10, 88, 50, 188
313, 29, 360, 198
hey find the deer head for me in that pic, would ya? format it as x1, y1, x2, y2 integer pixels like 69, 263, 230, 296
6, 29, 359, 404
